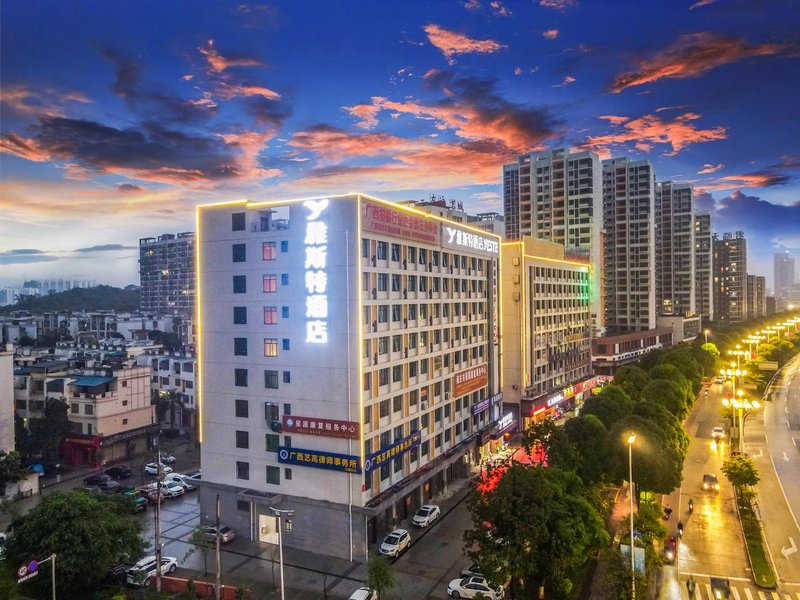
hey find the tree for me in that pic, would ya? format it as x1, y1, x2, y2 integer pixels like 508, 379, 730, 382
29, 398, 73, 463
611, 366, 649, 402
520, 417, 577, 469
580, 386, 633, 429
465, 464, 608, 599
365, 555, 394, 598
562, 415, 613, 486
3, 490, 145, 598
0, 450, 26, 490
609, 416, 684, 494
641, 379, 688, 419
184, 525, 215, 575
722, 455, 759, 488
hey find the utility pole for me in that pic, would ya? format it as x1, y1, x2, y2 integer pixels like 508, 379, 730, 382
155, 432, 163, 592
215, 493, 221, 600
50, 553, 56, 600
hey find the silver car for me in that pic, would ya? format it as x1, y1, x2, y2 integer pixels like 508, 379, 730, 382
379, 529, 410, 557
412, 504, 441, 527
200, 525, 236, 543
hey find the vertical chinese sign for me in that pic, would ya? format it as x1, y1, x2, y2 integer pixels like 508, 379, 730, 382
304, 199, 329, 344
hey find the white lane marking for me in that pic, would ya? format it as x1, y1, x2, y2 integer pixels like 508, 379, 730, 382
744, 589, 754, 600
705, 583, 713, 599
732, 588, 742, 600
757, 592, 767, 600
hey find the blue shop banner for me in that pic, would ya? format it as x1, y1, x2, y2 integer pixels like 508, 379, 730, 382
277, 446, 361, 474
364, 431, 422, 473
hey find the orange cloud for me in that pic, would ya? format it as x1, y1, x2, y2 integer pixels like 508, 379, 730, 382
343, 102, 382, 129
423, 24, 505, 64
697, 163, 724, 174
217, 83, 281, 100
539, 0, 576, 9
0, 84, 90, 117
689, 0, 716, 9
583, 112, 727, 157
542, 29, 559, 40
199, 39, 263, 73
552, 75, 576, 87
610, 32, 793, 93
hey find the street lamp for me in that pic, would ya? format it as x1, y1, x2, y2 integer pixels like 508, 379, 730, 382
722, 396, 761, 453
728, 347, 747, 369
269, 506, 294, 600
704, 329, 710, 344
627, 433, 636, 600
720, 367, 747, 399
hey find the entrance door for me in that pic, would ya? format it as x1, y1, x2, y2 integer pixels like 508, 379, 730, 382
258, 513, 279, 545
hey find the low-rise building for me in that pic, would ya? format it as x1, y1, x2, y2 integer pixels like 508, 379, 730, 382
136, 350, 197, 430
591, 328, 674, 375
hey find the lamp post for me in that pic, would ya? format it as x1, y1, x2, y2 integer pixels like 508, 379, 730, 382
627, 433, 636, 600
704, 329, 710, 344
720, 367, 747, 400
269, 506, 294, 600
723, 396, 760, 453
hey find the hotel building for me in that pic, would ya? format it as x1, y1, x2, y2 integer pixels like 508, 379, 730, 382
746, 274, 766, 319
713, 231, 748, 324
197, 194, 502, 560
500, 237, 595, 430
139, 232, 196, 316
694, 211, 714, 323
655, 182, 695, 317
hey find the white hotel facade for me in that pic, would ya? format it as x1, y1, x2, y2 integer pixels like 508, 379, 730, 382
197, 194, 502, 560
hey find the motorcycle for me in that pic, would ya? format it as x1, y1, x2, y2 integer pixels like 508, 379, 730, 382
688, 498, 694, 514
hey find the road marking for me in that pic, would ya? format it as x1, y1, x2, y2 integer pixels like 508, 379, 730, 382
733, 588, 742, 600
744, 590, 754, 600
705, 583, 713, 598
783, 536, 798, 559
784, 452, 792, 462
758, 591, 767, 600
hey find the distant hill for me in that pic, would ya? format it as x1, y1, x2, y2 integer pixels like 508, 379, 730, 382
0, 285, 140, 314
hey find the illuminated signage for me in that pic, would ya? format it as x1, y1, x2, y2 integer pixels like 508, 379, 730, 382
454, 364, 488, 398
304, 199, 329, 344
278, 446, 360, 474
471, 393, 502, 416
282, 415, 359, 439
546, 392, 564, 407
443, 227, 499, 255
364, 431, 422, 472
362, 201, 439, 243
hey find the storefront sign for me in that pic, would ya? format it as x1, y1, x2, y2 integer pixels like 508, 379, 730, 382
442, 226, 499, 255
362, 201, 439, 244
471, 392, 503, 416
364, 431, 422, 473
282, 415, 359, 439
278, 446, 360, 474
303, 199, 329, 344
490, 412, 516, 439
547, 392, 564, 407
454, 365, 488, 398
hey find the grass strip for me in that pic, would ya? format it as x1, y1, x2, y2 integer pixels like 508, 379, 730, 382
739, 502, 777, 589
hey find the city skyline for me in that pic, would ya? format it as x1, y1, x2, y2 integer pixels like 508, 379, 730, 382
1, 0, 799, 287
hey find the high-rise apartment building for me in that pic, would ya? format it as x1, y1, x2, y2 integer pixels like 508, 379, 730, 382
713, 231, 747, 323
197, 194, 502, 560
602, 158, 656, 333
774, 251, 796, 311
502, 149, 603, 331
693, 211, 714, 322
746, 274, 766, 319
139, 232, 196, 316
500, 237, 593, 431
655, 182, 695, 317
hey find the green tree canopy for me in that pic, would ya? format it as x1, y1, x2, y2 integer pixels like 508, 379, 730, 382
611, 366, 649, 402
465, 465, 608, 599
580, 386, 633, 429
520, 417, 577, 470
722, 455, 760, 488
365, 555, 395, 597
4, 490, 145, 598
0, 450, 27, 489
641, 379, 688, 420
29, 398, 73, 463
562, 414, 613, 486
609, 416, 684, 494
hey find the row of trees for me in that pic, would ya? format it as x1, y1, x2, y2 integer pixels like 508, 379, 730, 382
463, 341, 715, 599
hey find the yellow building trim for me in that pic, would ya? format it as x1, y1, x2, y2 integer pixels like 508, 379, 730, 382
194, 206, 204, 443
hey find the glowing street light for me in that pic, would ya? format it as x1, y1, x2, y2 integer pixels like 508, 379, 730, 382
626, 433, 636, 600
704, 329, 710, 344
722, 396, 761, 453
720, 367, 747, 398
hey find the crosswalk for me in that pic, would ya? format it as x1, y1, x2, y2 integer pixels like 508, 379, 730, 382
680, 582, 800, 600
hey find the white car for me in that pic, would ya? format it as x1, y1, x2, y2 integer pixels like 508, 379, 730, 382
348, 587, 378, 600
166, 473, 197, 491
712, 426, 725, 440
125, 555, 178, 586
159, 453, 176, 464
159, 481, 185, 498
144, 463, 173, 476
412, 504, 441, 528
379, 529, 411, 557
447, 576, 504, 599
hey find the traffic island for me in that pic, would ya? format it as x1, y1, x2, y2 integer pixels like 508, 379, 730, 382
735, 488, 777, 589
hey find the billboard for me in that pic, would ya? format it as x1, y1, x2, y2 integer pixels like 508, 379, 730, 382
282, 415, 359, 439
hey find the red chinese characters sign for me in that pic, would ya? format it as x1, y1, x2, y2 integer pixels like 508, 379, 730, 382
282, 415, 359, 439
453, 364, 488, 398
362, 201, 440, 244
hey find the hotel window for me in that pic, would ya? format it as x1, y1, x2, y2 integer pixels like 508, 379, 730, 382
419, 304, 428, 319
378, 337, 389, 354
408, 304, 417, 320
263, 241, 277, 260
363, 373, 371, 392
265, 370, 279, 389
233, 275, 246, 294
391, 305, 402, 322
264, 306, 278, 324
235, 430, 249, 449
393, 395, 402, 412
282, 306, 290, 318
232, 212, 246, 231
233, 306, 247, 324
280, 240, 289, 252
392, 335, 402, 352
281, 273, 289, 285
420, 359, 428, 375
409, 389, 418, 406
379, 368, 389, 386
392, 365, 402, 383
234, 337, 248, 356
266, 434, 279, 452
377, 241, 388, 260
232, 243, 246, 263
432, 251, 440, 266
234, 368, 248, 387
236, 461, 249, 480
409, 361, 417, 377
362, 238, 370, 258
442, 252, 449, 267
380, 463, 390, 480
235, 399, 249, 418
391, 243, 401, 261
377, 305, 388, 323
263, 275, 277, 293
408, 332, 417, 347
377, 273, 388, 291
282, 339, 290, 351
267, 466, 280, 485
407, 247, 416, 263
283, 371, 291, 383
284, 468, 292, 480
379, 400, 390, 418
264, 338, 278, 357
419, 249, 427, 264
391, 274, 401, 292
422, 440, 429, 456
419, 277, 427, 292
408, 276, 417, 291
362, 272, 370, 292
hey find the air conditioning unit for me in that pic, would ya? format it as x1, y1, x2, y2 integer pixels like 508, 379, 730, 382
512, 274, 520, 283
513, 292, 521, 301
512, 257, 520, 266
444, 393, 451, 400
270, 420, 282, 433
420, 401, 428, 410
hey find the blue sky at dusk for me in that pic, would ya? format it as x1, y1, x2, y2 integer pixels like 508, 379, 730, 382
1, 0, 798, 288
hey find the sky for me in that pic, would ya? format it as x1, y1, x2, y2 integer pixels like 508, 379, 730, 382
1, 0, 799, 289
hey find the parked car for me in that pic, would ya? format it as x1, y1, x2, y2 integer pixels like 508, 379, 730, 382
348, 587, 378, 600
379, 529, 411, 557
460, 564, 483, 578
144, 463, 173, 476
105, 465, 132, 480
712, 426, 725, 440
199, 525, 236, 544
447, 576, 504, 599
412, 504, 441, 528
159, 481, 185, 499
84, 473, 113, 486
184, 468, 202, 480
96, 479, 121, 493
125, 555, 178, 587
137, 484, 164, 504
158, 453, 176, 465
703, 473, 720, 491
122, 489, 148, 513
165, 473, 197, 491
